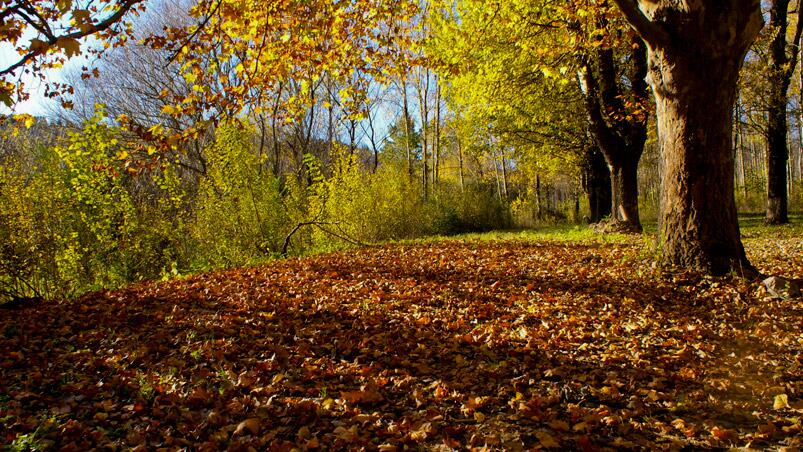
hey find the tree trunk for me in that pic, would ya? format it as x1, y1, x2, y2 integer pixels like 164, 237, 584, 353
734, 97, 748, 196
418, 68, 430, 199
767, 104, 790, 224
654, 71, 752, 274
613, 0, 763, 275
764, 0, 803, 224
609, 159, 640, 229
577, 32, 647, 232
434, 79, 442, 185
585, 145, 612, 223
457, 138, 465, 192
499, 149, 508, 200
535, 174, 542, 220
402, 80, 413, 181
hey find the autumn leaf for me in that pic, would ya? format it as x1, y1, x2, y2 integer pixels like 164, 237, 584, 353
0, 237, 801, 449
234, 418, 261, 436
536, 430, 560, 448
55, 37, 81, 58
774, 394, 790, 410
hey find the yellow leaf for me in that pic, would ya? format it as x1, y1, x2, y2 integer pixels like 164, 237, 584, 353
0, 88, 12, 107
774, 394, 790, 410
56, 0, 72, 12
13, 114, 35, 128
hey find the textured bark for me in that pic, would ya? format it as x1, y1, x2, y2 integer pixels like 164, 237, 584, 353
615, 0, 764, 275
610, 159, 640, 229
584, 146, 612, 223
767, 102, 790, 224
579, 31, 648, 232
764, 0, 803, 224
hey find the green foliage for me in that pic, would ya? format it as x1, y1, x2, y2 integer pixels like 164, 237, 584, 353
288, 150, 430, 253
0, 110, 193, 302
191, 121, 289, 267
0, 150, 63, 299
53, 110, 138, 290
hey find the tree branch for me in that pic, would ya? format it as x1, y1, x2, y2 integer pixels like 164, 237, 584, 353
610, 0, 669, 47
577, 63, 620, 158
1, 0, 144, 77
786, 7, 803, 80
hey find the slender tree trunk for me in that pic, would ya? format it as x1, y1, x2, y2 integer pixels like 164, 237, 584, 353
457, 137, 465, 192
764, 0, 803, 224
271, 84, 284, 176
535, 174, 542, 220
417, 68, 430, 199
799, 70, 803, 183
735, 98, 748, 196
434, 80, 441, 185
499, 149, 508, 200
493, 155, 502, 202
402, 80, 413, 181
326, 79, 335, 157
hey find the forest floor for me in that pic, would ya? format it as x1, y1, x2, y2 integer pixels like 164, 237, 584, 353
1, 218, 802, 450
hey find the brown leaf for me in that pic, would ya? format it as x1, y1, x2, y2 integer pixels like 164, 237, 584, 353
234, 418, 260, 436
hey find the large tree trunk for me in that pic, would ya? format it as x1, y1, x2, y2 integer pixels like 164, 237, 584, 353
654, 64, 751, 274
614, 0, 764, 275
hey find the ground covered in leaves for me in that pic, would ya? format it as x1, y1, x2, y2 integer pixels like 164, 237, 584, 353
1, 229, 802, 450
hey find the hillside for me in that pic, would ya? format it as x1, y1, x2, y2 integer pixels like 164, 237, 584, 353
1, 232, 802, 450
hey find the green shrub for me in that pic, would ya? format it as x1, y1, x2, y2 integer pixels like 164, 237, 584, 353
191, 122, 289, 267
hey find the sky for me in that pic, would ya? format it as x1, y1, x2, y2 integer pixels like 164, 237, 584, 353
0, 32, 68, 117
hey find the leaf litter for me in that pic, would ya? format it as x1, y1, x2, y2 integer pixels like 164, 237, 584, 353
1, 234, 801, 450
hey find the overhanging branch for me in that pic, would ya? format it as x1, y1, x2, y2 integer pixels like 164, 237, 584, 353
1, 0, 144, 77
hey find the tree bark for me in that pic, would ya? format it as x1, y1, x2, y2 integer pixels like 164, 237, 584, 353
434, 79, 442, 185
457, 137, 465, 192
764, 0, 803, 224
400, 79, 414, 181
417, 68, 430, 199
578, 30, 648, 232
613, 0, 764, 275
584, 145, 612, 223
609, 159, 640, 228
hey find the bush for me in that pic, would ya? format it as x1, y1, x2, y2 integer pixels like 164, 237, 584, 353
191, 122, 289, 267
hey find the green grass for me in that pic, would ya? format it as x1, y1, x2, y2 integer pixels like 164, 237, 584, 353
395, 224, 639, 247
391, 212, 803, 249
738, 212, 803, 236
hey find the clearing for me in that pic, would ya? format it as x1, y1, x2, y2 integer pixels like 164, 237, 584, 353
1, 223, 802, 450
